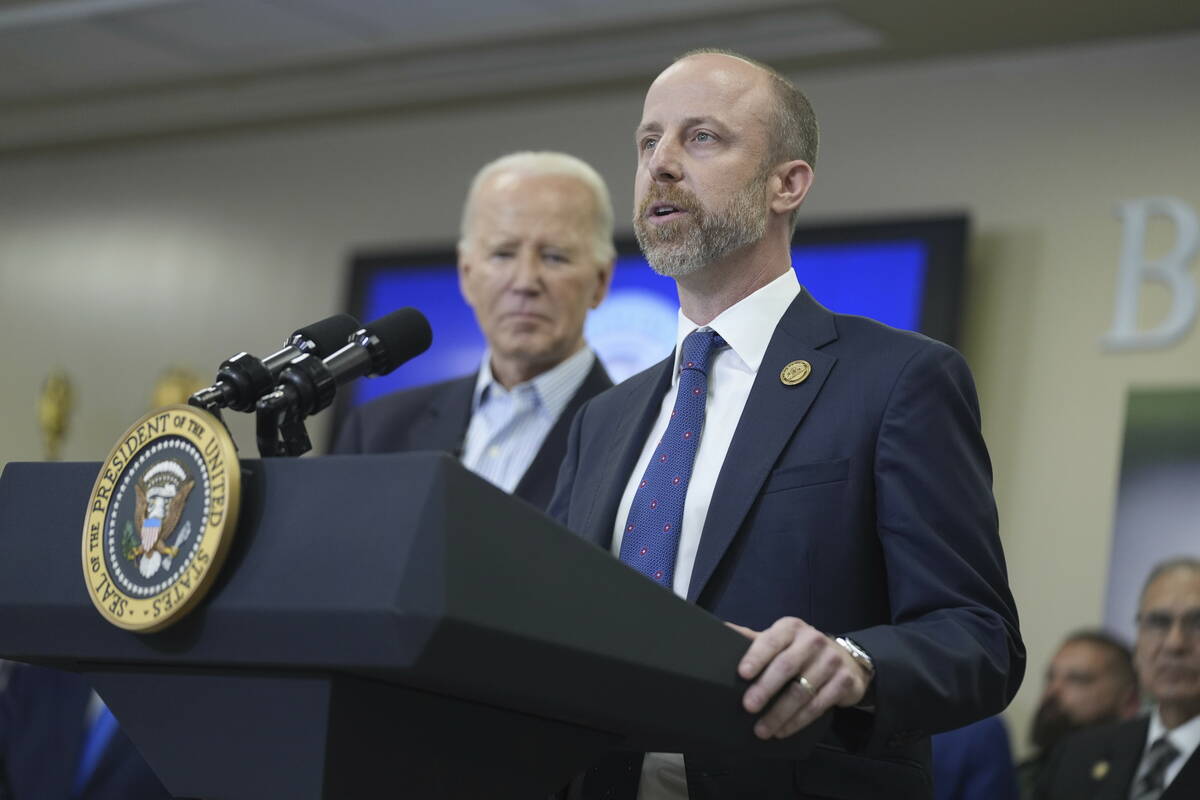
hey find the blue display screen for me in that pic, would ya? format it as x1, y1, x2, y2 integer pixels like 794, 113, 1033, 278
349, 238, 930, 408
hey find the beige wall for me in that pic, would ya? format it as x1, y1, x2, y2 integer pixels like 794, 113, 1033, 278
3, 31, 1199, 756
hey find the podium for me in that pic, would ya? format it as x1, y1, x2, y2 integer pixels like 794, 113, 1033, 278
0, 453, 828, 799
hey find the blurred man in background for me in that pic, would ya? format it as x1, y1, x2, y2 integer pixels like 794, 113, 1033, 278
1037, 558, 1200, 799
333, 151, 615, 510
933, 716, 1019, 800
0, 662, 169, 800
1017, 630, 1140, 797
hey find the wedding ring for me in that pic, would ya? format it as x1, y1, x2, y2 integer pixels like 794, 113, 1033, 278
796, 675, 817, 697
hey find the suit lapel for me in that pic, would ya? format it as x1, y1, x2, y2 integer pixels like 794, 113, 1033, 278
83, 723, 129, 797
1091, 718, 1148, 800
1163, 736, 1200, 800
55, 681, 92, 798
580, 358, 673, 550
687, 291, 838, 604
409, 376, 475, 454
514, 360, 612, 507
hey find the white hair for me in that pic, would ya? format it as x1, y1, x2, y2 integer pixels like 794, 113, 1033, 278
458, 151, 616, 262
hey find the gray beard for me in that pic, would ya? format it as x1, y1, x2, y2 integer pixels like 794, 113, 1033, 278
634, 182, 768, 278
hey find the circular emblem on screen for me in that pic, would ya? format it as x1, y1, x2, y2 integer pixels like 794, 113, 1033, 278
779, 359, 812, 386
82, 405, 240, 632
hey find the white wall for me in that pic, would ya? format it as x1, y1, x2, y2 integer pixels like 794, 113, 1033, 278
3, 31, 1200, 757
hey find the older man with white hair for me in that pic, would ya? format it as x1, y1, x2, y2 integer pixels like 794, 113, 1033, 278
333, 151, 616, 510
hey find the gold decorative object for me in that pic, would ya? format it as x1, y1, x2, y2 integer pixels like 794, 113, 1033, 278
38, 370, 74, 461
151, 367, 206, 410
780, 360, 812, 386
83, 405, 241, 633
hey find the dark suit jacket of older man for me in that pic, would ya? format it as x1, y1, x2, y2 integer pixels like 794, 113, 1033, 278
333, 359, 612, 511
549, 289, 1024, 800
1035, 715, 1200, 800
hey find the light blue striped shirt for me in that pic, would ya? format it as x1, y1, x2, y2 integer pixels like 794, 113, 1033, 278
460, 347, 596, 493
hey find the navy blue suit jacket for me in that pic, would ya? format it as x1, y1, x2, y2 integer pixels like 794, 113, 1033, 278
332, 358, 612, 511
932, 716, 1018, 800
0, 664, 169, 800
548, 290, 1024, 799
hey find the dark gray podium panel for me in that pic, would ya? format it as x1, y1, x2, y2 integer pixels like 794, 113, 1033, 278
82, 667, 614, 799
0, 454, 829, 798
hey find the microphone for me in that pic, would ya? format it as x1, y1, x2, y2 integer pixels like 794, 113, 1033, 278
189, 313, 361, 413
262, 307, 433, 419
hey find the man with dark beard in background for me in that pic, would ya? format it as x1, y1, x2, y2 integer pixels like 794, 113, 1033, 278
1017, 631, 1140, 797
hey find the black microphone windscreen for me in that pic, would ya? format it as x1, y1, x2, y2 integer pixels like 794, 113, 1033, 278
365, 307, 433, 374
293, 313, 361, 356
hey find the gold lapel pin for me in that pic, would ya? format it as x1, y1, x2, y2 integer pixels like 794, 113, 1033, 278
1090, 760, 1110, 781
780, 360, 812, 386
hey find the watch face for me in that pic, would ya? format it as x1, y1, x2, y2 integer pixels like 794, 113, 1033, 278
837, 637, 875, 673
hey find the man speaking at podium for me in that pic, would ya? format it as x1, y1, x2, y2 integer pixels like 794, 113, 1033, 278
549, 50, 1023, 799
334, 152, 615, 510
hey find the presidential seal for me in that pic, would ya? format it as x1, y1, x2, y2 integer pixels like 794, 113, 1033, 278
82, 404, 240, 632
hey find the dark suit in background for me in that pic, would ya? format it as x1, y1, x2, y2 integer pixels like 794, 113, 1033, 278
0, 663, 169, 800
333, 359, 612, 510
933, 716, 1019, 800
550, 292, 1024, 799
1035, 716, 1200, 800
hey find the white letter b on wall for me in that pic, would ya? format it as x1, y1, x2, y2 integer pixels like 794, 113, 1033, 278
1103, 197, 1199, 351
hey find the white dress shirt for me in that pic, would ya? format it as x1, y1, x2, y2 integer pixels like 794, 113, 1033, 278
1133, 707, 1200, 796
461, 346, 595, 493
609, 269, 801, 800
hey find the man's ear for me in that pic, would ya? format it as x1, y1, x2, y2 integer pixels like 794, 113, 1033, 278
590, 258, 615, 309
457, 244, 475, 306
770, 160, 814, 218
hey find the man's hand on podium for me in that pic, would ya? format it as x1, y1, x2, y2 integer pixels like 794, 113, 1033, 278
728, 617, 872, 740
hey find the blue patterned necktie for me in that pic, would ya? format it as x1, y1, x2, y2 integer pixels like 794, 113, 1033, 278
618, 328, 724, 588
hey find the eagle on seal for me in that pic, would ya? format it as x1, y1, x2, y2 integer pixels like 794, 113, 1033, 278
132, 460, 194, 578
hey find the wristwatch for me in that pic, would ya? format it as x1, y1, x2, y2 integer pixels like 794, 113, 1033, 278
835, 636, 875, 678
836, 636, 877, 710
